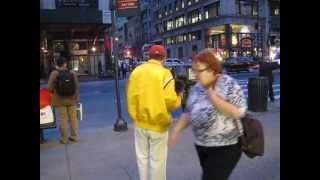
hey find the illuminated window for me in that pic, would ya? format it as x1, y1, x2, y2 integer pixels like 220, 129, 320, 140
274, 8, 280, 15
167, 20, 174, 31
182, 0, 185, 8
175, 16, 184, 28
189, 9, 201, 24
166, 37, 173, 45
232, 34, 238, 46
204, 2, 219, 19
177, 35, 184, 43
165, 6, 168, 16
188, 0, 192, 6
175, 1, 179, 11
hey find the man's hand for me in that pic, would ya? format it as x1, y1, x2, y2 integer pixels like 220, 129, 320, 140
175, 79, 185, 95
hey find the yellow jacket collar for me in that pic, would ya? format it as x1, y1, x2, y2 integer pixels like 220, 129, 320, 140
148, 59, 162, 66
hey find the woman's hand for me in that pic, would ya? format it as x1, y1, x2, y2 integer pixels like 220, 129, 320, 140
168, 131, 180, 148
168, 113, 190, 148
206, 86, 243, 120
206, 86, 220, 102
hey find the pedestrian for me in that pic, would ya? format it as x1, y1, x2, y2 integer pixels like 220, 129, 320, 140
127, 45, 183, 180
169, 49, 247, 180
121, 61, 127, 79
259, 60, 279, 102
98, 61, 102, 78
48, 57, 80, 144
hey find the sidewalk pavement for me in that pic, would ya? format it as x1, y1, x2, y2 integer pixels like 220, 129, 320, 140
40, 101, 279, 180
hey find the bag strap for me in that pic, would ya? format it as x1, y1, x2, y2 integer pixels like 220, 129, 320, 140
163, 77, 174, 90
234, 113, 247, 135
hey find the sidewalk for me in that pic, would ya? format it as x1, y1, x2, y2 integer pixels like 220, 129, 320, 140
40, 102, 280, 180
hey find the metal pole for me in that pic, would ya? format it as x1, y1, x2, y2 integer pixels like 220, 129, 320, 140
111, 7, 128, 132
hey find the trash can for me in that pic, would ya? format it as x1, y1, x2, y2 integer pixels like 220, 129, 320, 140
247, 77, 269, 112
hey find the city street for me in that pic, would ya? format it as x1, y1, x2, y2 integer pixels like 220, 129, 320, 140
40, 0, 280, 179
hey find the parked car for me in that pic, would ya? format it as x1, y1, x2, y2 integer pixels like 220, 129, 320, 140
222, 57, 252, 73
164, 58, 184, 67
272, 54, 280, 66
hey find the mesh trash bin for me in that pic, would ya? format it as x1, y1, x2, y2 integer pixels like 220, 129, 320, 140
247, 77, 269, 112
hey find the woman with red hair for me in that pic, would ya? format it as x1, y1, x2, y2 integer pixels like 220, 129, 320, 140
169, 49, 247, 180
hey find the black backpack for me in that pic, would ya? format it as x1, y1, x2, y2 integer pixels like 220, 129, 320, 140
56, 70, 76, 97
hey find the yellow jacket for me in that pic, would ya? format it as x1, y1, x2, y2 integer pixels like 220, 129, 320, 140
127, 59, 182, 132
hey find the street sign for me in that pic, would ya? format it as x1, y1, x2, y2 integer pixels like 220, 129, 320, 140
117, 0, 140, 17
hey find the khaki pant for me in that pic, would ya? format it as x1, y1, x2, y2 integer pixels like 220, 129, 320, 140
57, 105, 79, 142
135, 127, 168, 180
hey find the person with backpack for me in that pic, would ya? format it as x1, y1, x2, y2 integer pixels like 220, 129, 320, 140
48, 57, 80, 144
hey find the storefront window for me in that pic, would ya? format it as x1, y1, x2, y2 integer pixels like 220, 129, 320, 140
232, 34, 239, 47
70, 55, 90, 74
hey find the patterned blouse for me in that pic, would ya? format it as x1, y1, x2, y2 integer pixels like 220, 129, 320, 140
186, 74, 247, 147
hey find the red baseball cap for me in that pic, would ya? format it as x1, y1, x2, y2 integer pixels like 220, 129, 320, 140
149, 45, 167, 57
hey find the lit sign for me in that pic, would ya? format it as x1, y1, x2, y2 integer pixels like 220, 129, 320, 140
117, 0, 139, 17
117, 0, 139, 10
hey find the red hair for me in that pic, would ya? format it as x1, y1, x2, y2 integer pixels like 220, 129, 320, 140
193, 49, 222, 74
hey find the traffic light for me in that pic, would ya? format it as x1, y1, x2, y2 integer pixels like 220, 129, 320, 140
126, 49, 131, 56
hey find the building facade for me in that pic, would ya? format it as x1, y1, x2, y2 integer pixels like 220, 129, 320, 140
40, 0, 112, 78
118, 0, 153, 59
150, 0, 275, 61
267, 0, 280, 60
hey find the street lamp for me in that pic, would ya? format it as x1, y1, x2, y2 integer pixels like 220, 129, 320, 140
110, 3, 128, 132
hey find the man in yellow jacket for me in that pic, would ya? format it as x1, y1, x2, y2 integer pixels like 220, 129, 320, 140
127, 45, 182, 180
